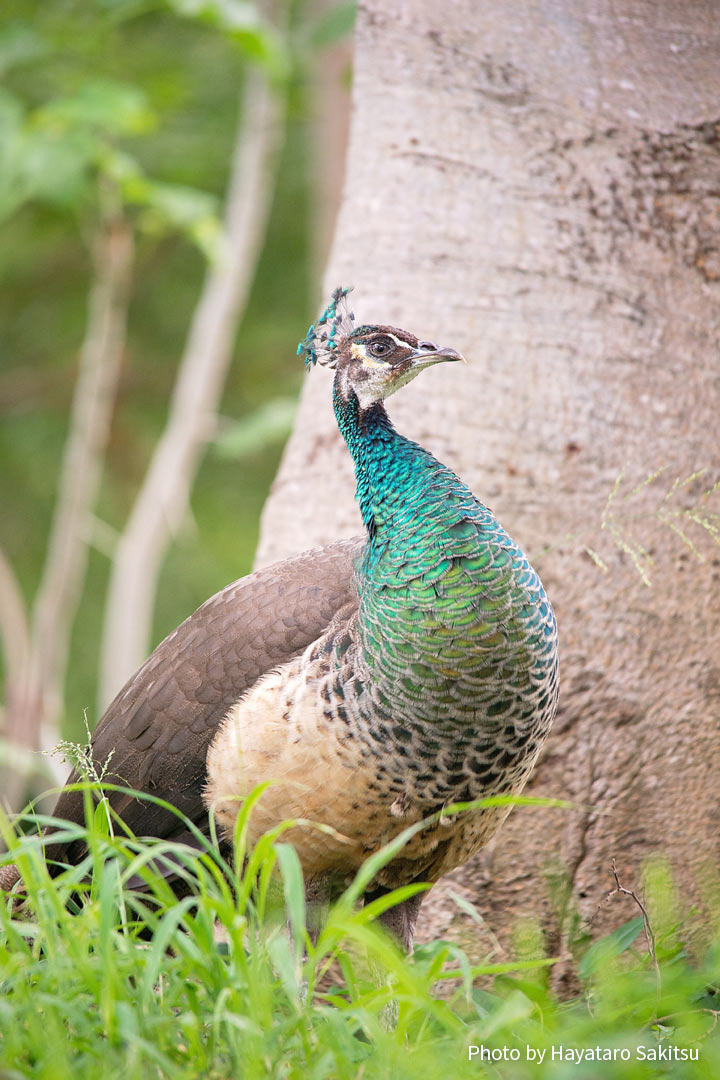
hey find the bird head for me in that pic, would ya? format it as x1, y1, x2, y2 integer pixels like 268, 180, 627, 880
298, 287, 464, 408
333, 325, 464, 407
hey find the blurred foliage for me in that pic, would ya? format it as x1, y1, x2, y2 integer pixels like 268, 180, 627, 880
1, 798, 719, 1077
214, 396, 298, 459
0, 0, 353, 741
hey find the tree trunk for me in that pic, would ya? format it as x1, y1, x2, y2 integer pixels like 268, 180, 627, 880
256, 0, 720, 958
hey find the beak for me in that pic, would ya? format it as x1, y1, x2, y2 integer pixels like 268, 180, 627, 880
406, 344, 466, 370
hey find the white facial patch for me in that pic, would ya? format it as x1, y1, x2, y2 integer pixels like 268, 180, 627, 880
342, 331, 432, 407
387, 333, 415, 350
352, 341, 386, 369
351, 334, 416, 365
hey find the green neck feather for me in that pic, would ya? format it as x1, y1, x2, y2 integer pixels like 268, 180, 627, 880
331, 377, 557, 747
332, 383, 472, 562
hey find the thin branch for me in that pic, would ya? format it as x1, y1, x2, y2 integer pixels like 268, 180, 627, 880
29, 211, 133, 725
654, 1009, 720, 1042
602, 859, 662, 1000
99, 68, 285, 708
0, 546, 32, 810
0, 545, 31, 696
1, 205, 133, 814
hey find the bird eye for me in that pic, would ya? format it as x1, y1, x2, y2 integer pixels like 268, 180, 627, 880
368, 340, 390, 358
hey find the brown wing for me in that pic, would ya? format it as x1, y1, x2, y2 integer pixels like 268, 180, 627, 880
48, 537, 363, 867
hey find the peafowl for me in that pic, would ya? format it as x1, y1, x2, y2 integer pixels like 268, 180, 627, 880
2, 288, 558, 951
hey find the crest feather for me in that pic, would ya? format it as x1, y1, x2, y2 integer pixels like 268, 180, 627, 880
297, 286, 355, 369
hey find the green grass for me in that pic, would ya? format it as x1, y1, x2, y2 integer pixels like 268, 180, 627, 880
1, 791, 719, 1079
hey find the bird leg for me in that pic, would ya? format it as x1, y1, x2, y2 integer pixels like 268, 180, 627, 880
364, 888, 426, 1029
370, 888, 425, 954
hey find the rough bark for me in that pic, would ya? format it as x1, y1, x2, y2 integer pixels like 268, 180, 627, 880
256, 0, 720, 957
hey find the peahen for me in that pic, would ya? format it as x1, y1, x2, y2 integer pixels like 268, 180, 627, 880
2, 288, 558, 951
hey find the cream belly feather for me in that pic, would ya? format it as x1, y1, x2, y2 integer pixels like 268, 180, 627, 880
204, 640, 512, 891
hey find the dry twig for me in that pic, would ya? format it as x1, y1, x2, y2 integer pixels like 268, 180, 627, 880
599, 858, 662, 999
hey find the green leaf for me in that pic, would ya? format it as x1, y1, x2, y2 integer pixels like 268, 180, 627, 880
0, 83, 155, 222
34, 81, 156, 138
213, 398, 298, 459
308, 2, 356, 48
137, 179, 217, 224
476, 988, 534, 1037
578, 915, 645, 979
97, 0, 160, 19
167, 0, 289, 78
0, 126, 96, 223
273, 841, 306, 956
169, 0, 261, 31
0, 22, 48, 76
134, 180, 220, 258
93, 800, 111, 838
471, 986, 505, 1018
267, 931, 301, 1000
0, 89, 23, 140
97, 146, 144, 185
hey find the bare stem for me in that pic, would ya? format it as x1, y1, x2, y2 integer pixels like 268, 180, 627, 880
99, 68, 285, 709
1, 208, 133, 814
604, 859, 662, 1001
0, 547, 32, 804
0, 545, 31, 697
